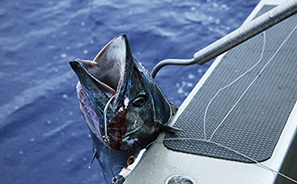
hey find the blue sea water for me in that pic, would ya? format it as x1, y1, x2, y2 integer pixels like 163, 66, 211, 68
0, 0, 259, 183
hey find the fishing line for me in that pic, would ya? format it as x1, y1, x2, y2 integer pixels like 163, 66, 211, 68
162, 137, 297, 183
108, 147, 116, 178
203, 31, 266, 140
204, 23, 297, 141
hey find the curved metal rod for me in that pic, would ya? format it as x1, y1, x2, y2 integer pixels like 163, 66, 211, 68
151, 58, 195, 78
151, 0, 297, 79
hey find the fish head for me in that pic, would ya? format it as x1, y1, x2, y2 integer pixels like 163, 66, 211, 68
70, 34, 171, 152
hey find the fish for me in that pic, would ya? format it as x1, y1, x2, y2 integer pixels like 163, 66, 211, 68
69, 34, 178, 183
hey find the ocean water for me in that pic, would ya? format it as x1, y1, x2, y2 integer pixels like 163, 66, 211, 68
0, 0, 259, 183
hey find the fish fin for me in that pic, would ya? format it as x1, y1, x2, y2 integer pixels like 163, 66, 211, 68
163, 124, 182, 134
163, 103, 180, 134
88, 146, 98, 169
170, 103, 178, 116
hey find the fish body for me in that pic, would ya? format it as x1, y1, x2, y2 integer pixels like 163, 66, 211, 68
70, 34, 173, 183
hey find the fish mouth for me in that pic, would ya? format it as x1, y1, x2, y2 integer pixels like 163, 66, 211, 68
70, 34, 129, 97
69, 34, 134, 147
82, 34, 128, 95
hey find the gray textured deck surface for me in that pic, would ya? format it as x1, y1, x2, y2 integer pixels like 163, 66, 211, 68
164, 5, 297, 163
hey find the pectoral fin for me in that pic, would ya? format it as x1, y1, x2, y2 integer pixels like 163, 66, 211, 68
89, 145, 98, 169
163, 124, 182, 134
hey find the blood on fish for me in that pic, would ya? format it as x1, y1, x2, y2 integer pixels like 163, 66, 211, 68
108, 110, 129, 150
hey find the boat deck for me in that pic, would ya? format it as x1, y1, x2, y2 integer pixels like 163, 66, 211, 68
164, 4, 297, 163
124, 0, 297, 183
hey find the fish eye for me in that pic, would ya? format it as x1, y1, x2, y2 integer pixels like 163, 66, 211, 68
132, 94, 147, 107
